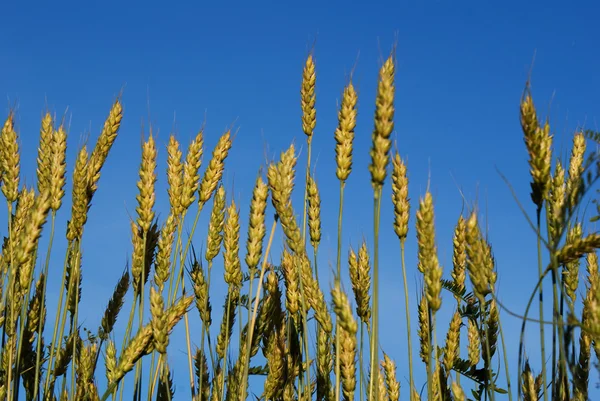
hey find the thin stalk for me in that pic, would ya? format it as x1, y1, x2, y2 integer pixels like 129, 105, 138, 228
359, 323, 365, 401
69, 246, 82, 401
495, 305, 513, 401
535, 210, 549, 401
4, 204, 14, 401
171, 203, 206, 307
149, 353, 163, 399
146, 349, 157, 401
400, 242, 415, 401
132, 230, 149, 401
549, 254, 568, 400
432, 314, 439, 401
368, 191, 382, 401
299, 295, 311, 401
426, 309, 433, 401
335, 182, 345, 401
241, 220, 277, 401
301, 139, 312, 244
220, 287, 234, 401
517, 263, 554, 400
14, 248, 39, 401
313, 248, 319, 285
204, 260, 217, 373
117, 292, 139, 401
545, 205, 568, 401
34, 212, 56, 400
166, 211, 187, 307
44, 241, 74, 395
480, 297, 496, 401
183, 299, 196, 399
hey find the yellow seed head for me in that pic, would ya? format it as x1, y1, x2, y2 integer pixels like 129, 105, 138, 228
206, 185, 226, 263
467, 318, 481, 366
567, 132, 586, 209
135, 134, 157, 232
369, 55, 395, 190
88, 99, 123, 195
36, 112, 54, 195
348, 243, 371, 326
335, 82, 357, 182
245, 176, 269, 270
416, 192, 442, 311
391, 152, 409, 240
301, 54, 316, 139
199, 131, 232, 204
154, 213, 177, 289
150, 286, 168, 354
443, 310, 462, 370
167, 135, 184, 216
521, 93, 553, 208
66, 146, 90, 241
306, 174, 321, 249
224, 199, 242, 288
1, 112, 20, 203
340, 328, 357, 401
181, 130, 204, 210
418, 292, 430, 366
549, 161, 566, 244
381, 354, 400, 401
331, 284, 358, 335
451, 216, 467, 301
49, 125, 67, 211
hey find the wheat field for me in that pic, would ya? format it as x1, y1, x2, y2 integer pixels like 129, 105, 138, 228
0, 46, 598, 401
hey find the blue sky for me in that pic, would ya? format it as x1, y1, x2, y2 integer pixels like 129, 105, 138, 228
1, 0, 600, 399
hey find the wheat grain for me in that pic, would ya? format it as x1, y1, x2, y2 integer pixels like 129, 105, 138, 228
181, 130, 204, 210
205, 185, 226, 263
369, 55, 395, 190
36, 112, 53, 195
135, 134, 157, 233
307, 174, 321, 250
335, 81, 357, 182
1, 112, 20, 203
381, 354, 400, 401
167, 135, 184, 216
199, 131, 232, 204
245, 176, 269, 270
301, 54, 316, 140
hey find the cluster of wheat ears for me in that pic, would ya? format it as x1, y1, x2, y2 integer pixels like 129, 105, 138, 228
0, 47, 599, 401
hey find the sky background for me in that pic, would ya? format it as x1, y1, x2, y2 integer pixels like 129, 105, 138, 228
1, 0, 600, 399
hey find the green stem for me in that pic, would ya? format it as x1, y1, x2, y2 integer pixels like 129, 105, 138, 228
495, 304, 513, 401
480, 296, 496, 401
69, 246, 82, 401
117, 292, 139, 401
34, 212, 56, 400
44, 240, 74, 396
239, 219, 277, 400
301, 138, 312, 245
368, 190, 381, 401
359, 323, 365, 401
335, 182, 345, 401
426, 308, 433, 401
400, 242, 415, 401
220, 287, 234, 401
535, 210, 549, 401
171, 203, 205, 307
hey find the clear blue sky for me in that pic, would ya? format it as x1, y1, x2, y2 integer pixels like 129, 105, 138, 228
1, 0, 599, 399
